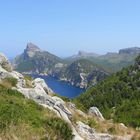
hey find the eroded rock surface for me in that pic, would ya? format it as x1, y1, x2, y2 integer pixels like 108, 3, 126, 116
0, 53, 12, 72
88, 107, 104, 120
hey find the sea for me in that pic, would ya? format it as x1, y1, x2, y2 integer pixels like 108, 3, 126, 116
31, 74, 86, 98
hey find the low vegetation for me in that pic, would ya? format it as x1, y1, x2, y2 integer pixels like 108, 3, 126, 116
0, 77, 17, 88
45, 117, 73, 140
24, 75, 33, 81
0, 85, 73, 140
24, 75, 34, 88
74, 55, 140, 129
70, 108, 135, 136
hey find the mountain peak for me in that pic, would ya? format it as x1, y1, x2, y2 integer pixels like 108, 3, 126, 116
78, 50, 100, 57
119, 47, 140, 55
24, 43, 41, 57
26, 42, 41, 52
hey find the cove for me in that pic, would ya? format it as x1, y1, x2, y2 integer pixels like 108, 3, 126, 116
31, 74, 86, 98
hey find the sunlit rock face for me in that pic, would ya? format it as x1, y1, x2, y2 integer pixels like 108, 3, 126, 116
119, 47, 140, 55
23, 42, 41, 58
13, 43, 63, 74
88, 106, 104, 120
0, 53, 12, 72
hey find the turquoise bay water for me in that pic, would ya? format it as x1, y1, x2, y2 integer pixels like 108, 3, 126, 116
31, 75, 85, 98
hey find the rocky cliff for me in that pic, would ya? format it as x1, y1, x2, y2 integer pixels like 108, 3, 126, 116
0, 52, 12, 72
119, 47, 140, 55
23, 42, 41, 58
57, 59, 108, 88
13, 43, 64, 74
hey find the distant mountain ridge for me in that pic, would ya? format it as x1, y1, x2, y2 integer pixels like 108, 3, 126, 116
13, 43, 140, 88
67, 47, 140, 73
70, 51, 100, 58
70, 47, 140, 58
119, 47, 140, 55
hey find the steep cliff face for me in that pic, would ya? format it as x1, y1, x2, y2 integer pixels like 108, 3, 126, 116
0, 52, 12, 72
1, 52, 137, 140
58, 59, 108, 88
73, 51, 100, 58
13, 43, 64, 74
23, 42, 41, 58
119, 47, 140, 55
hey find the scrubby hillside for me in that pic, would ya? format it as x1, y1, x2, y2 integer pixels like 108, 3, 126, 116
0, 85, 72, 140
0, 53, 73, 140
74, 54, 140, 129
1, 52, 139, 139
57, 59, 108, 88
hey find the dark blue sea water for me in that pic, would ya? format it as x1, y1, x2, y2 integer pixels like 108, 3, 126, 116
31, 75, 85, 98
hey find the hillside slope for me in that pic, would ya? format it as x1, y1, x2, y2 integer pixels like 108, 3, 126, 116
74, 55, 140, 129
0, 53, 73, 140
67, 47, 140, 73
1, 52, 139, 139
57, 59, 108, 88
0, 85, 73, 140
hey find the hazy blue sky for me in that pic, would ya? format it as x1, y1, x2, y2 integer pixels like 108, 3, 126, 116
0, 0, 140, 57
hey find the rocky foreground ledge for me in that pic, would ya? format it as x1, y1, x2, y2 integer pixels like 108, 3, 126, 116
0, 53, 133, 140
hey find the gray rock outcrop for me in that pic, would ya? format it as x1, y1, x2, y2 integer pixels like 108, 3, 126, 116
88, 107, 104, 120
119, 47, 140, 55
16, 77, 83, 139
76, 121, 114, 140
33, 78, 53, 94
76, 121, 96, 140
0, 53, 12, 72
24, 42, 41, 58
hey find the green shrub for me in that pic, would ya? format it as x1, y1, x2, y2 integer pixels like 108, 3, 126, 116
24, 75, 33, 81
74, 55, 140, 128
1, 77, 18, 88
86, 118, 98, 129
46, 117, 73, 140
108, 127, 116, 134
0, 86, 73, 139
0, 88, 46, 132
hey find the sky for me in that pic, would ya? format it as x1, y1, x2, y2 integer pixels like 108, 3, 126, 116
0, 0, 140, 58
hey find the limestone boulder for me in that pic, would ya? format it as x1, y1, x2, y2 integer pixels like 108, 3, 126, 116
88, 107, 104, 120
33, 78, 53, 94
0, 53, 12, 72
76, 121, 96, 140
